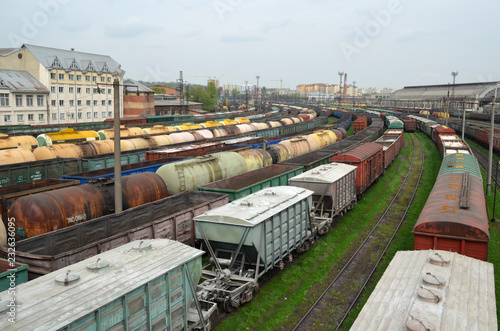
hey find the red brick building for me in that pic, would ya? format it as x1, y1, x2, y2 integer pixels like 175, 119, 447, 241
123, 79, 155, 117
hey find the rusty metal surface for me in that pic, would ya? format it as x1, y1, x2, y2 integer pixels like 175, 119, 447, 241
9, 173, 167, 240
2, 191, 228, 278
0, 69, 49, 93
414, 174, 489, 241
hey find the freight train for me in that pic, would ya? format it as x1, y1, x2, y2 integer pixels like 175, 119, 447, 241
1, 112, 406, 322
409, 115, 490, 261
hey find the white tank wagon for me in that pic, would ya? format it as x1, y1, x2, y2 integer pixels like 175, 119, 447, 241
350, 250, 497, 331
195, 186, 314, 312
288, 162, 357, 235
0, 239, 216, 331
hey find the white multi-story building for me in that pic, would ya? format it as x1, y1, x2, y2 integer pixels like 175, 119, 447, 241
0, 69, 49, 125
0, 44, 125, 125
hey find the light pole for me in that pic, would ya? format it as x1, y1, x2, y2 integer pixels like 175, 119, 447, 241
492, 160, 499, 222
338, 71, 344, 106
244, 80, 249, 108
352, 81, 356, 111
450, 71, 458, 125
256, 75, 260, 110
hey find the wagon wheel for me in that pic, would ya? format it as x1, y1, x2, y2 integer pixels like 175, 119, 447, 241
224, 297, 235, 313
279, 260, 285, 270
288, 254, 293, 262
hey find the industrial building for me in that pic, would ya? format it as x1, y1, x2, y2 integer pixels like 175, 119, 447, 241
122, 79, 154, 117
385, 81, 500, 112
0, 44, 125, 125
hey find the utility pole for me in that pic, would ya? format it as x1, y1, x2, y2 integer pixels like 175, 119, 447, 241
245, 81, 249, 107
256, 75, 260, 110
451, 71, 458, 112
352, 81, 356, 111
338, 71, 344, 105
113, 78, 122, 213
177, 71, 184, 115
487, 89, 497, 195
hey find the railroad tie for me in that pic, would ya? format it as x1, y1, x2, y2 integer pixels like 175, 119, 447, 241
459, 172, 470, 209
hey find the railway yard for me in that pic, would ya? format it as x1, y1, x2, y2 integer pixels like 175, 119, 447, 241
0, 104, 498, 330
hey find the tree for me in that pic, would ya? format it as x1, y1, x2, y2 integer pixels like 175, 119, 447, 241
150, 86, 165, 94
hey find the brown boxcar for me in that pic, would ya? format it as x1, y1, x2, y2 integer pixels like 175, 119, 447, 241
403, 119, 416, 132
375, 133, 403, 169
330, 142, 384, 196
413, 173, 489, 261
476, 127, 500, 147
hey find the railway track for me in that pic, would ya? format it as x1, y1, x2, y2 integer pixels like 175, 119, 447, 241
292, 133, 425, 330
470, 146, 500, 188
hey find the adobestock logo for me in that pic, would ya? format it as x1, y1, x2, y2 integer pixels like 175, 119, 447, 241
213, 0, 243, 20
340, 0, 403, 63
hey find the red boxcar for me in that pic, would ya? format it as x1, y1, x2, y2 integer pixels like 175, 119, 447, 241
476, 127, 500, 146
413, 173, 489, 261
330, 142, 384, 196
375, 133, 403, 169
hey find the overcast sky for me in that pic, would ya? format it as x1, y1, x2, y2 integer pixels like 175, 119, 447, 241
1, 0, 498, 90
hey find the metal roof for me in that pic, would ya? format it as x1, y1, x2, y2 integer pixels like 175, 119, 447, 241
289, 162, 356, 183
331, 142, 383, 162
155, 99, 203, 106
20, 44, 125, 76
123, 78, 154, 93
0, 69, 49, 93
0, 239, 203, 330
194, 186, 313, 226
390, 81, 500, 101
438, 153, 482, 179
414, 174, 489, 241
350, 250, 497, 331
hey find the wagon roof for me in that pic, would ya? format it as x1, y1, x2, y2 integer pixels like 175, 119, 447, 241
0, 239, 203, 330
438, 153, 481, 180
330, 142, 383, 162
351, 250, 497, 330
413, 174, 489, 240
194, 186, 313, 226
289, 162, 356, 184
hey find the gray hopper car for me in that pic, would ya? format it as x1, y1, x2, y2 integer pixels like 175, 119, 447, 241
194, 186, 313, 312
288, 162, 357, 235
0, 239, 216, 331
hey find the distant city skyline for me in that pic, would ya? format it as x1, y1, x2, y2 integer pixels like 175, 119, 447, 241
1, 0, 497, 89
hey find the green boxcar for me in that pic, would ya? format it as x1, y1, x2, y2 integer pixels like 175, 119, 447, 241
197, 165, 303, 201
0, 158, 82, 187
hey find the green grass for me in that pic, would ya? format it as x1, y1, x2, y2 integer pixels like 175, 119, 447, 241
339, 131, 441, 329
464, 138, 500, 325
217, 132, 433, 330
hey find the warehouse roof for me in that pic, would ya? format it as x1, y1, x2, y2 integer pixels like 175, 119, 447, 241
3, 44, 125, 76
0, 69, 49, 93
390, 81, 500, 101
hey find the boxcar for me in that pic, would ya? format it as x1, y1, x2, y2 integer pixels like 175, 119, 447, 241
330, 142, 384, 196
351, 250, 497, 330
403, 119, 416, 132
0, 239, 215, 330
413, 172, 489, 261
375, 133, 403, 169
